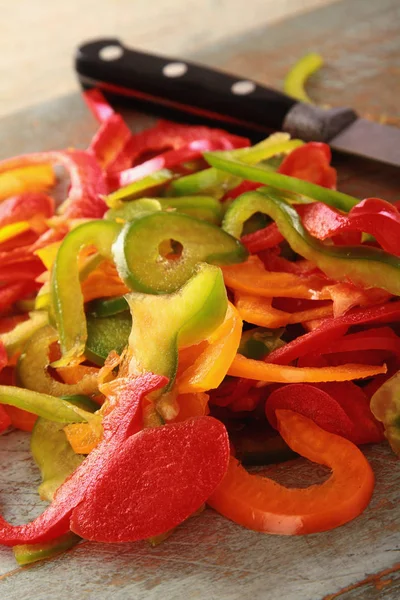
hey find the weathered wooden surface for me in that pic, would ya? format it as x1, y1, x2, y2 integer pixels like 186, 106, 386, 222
0, 0, 399, 598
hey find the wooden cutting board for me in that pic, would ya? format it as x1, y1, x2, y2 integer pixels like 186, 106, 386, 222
0, 0, 399, 598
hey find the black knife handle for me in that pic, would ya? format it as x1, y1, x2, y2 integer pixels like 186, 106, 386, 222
75, 38, 358, 141
75, 38, 296, 133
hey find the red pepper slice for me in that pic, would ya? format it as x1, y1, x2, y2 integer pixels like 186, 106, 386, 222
0, 193, 54, 228
265, 382, 383, 444
242, 223, 284, 253
70, 415, 229, 542
225, 180, 263, 201
88, 114, 133, 173
267, 301, 400, 365
300, 198, 400, 256
0, 372, 229, 546
208, 409, 374, 534
0, 281, 39, 315
83, 88, 115, 123
109, 139, 241, 190
0, 151, 107, 219
278, 142, 337, 189
0, 373, 166, 545
125, 120, 249, 165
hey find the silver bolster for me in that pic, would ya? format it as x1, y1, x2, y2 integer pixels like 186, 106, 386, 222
283, 103, 358, 142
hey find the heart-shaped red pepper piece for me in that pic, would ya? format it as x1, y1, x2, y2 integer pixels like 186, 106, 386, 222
70, 416, 230, 542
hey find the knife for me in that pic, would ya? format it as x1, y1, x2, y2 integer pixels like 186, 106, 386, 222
75, 38, 400, 168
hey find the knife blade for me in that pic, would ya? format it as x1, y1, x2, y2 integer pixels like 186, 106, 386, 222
75, 38, 400, 167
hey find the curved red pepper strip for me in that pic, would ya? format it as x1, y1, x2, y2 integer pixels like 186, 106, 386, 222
0, 373, 167, 546
0, 193, 55, 228
319, 327, 400, 362
267, 301, 400, 365
125, 120, 249, 166
265, 382, 383, 444
88, 113, 133, 173
317, 382, 384, 443
70, 415, 229, 542
109, 139, 230, 189
278, 142, 337, 189
300, 198, 400, 256
241, 223, 284, 253
83, 88, 115, 123
0, 151, 107, 219
0, 227, 67, 273
225, 180, 263, 201
0, 281, 39, 314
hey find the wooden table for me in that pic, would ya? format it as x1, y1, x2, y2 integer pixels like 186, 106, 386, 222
0, 0, 399, 598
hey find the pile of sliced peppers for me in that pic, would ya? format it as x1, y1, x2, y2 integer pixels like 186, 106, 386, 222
0, 89, 398, 566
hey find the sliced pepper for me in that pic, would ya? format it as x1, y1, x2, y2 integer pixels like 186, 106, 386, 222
223, 189, 400, 296
0, 310, 48, 357
113, 211, 247, 294
51, 220, 121, 365
234, 292, 333, 328
13, 532, 81, 566
302, 198, 400, 256
0, 165, 55, 201
265, 383, 383, 445
370, 372, 400, 455
208, 409, 374, 534
205, 151, 359, 212
227, 353, 386, 383
0, 385, 93, 424
0, 150, 107, 219
106, 169, 174, 207
125, 263, 227, 389
17, 325, 99, 397
177, 302, 243, 394
278, 142, 337, 189
85, 312, 132, 366
267, 301, 400, 365
107, 196, 223, 225
222, 255, 329, 300
284, 52, 323, 103
0, 192, 55, 228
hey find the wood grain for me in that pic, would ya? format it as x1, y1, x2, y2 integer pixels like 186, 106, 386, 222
0, 0, 399, 598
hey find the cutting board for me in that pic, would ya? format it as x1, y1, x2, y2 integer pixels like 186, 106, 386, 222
0, 0, 399, 598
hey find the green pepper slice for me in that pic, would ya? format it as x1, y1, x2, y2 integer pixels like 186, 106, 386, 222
13, 532, 81, 566
0, 311, 48, 356
51, 220, 121, 365
126, 263, 227, 388
105, 198, 162, 222
113, 212, 247, 294
17, 326, 99, 397
0, 385, 91, 423
85, 312, 132, 366
87, 295, 129, 318
106, 168, 174, 207
107, 196, 223, 225
238, 328, 285, 360
223, 188, 400, 296
205, 151, 359, 212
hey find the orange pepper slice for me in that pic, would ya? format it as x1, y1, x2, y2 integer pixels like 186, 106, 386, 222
234, 292, 333, 328
227, 353, 386, 383
208, 409, 374, 534
56, 364, 100, 385
81, 259, 129, 302
222, 255, 330, 300
177, 303, 242, 394
170, 393, 210, 423
64, 423, 101, 455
